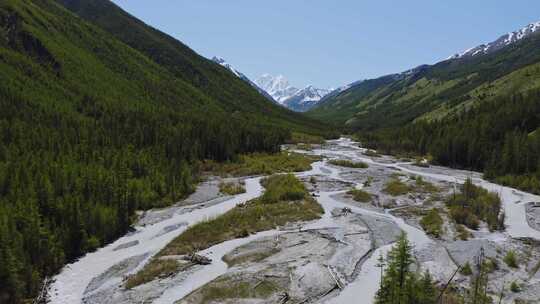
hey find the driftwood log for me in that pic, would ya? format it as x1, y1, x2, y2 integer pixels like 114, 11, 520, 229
183, 253, 212, 265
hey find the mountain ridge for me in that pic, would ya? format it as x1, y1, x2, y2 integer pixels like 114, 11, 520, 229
448, 20, 540, 59
211, 56, 277, 103
308, 19, 540, 130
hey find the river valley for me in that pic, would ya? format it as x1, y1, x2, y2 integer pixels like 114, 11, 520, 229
48, 138, 540, 304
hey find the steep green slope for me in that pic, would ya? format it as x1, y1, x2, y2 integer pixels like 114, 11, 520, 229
361, 88, 540, 193
309, 32, 540, 131
309, 31, 540, 195
0, 1, 326, 302
57, 0, 329, 135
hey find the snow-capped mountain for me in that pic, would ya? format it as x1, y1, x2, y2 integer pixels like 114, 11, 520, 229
255, 74, 332, 111
212, 57, 277, 103
449, 21, 540, 60
255, 74, 300, 104
210, 65, 333, 111
283, 86, 332, 112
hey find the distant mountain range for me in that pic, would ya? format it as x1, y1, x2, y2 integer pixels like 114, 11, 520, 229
209, 60, 334, 112
254, 74, 333, 112
253, 74, 297, 104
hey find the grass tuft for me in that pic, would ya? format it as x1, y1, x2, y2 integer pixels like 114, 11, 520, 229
199, 279, 279, 302
125, 259, 182, 289
219, 182, 246, 195
383, 178, 411, 196
328, 159, 368, 169
504, 250, 519, 268
347, 189, 372, 203
420, 209, 443, 238
261, 174, 306, 204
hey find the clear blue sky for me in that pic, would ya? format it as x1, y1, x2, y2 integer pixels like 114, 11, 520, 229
111, 0, 539, 89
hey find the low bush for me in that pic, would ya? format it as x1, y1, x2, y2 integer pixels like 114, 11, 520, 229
383, 178, 411, 196
504, 250, 519, 268
446, 178, 503, 231
328, 159, 369, 169
420, 209, 443, 238
484, 257, 499, 273
261, 174, 307, 204
347, 189, 372, 202
219, 182, 246, 195
510, 281, 521, 293
460, 262, 473, 276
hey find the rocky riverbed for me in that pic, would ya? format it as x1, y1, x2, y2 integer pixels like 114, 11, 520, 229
48, 138, 540, 304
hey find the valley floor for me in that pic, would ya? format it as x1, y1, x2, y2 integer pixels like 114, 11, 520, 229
48, 138, 540, 304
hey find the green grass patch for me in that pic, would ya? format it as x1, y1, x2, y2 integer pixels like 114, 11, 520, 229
199, 278, 279, 302
127, 174, 323, 288
460, 262, 473, 276
328, 159, 369, 169
510, 281, 521, 293
260, 174, 307, 203
219, 181, 246, 195
159, 186, 321, 256
383, 178, 411, 196
504, 250, 519, 268
125, 259, 183, 289
420, 209, 444, 238
347, 189, 372, 203
203, 152, 320, 177
160, 173, 321, 256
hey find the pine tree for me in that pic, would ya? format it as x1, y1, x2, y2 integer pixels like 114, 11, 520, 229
375, 233, 438, 304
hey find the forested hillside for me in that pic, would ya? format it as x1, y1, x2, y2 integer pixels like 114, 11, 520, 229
361, 88, 540, 194
57, 0, 327, 134
0, 1, 330, 302
309, 26, 540, 195
309, 31, 540, 130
